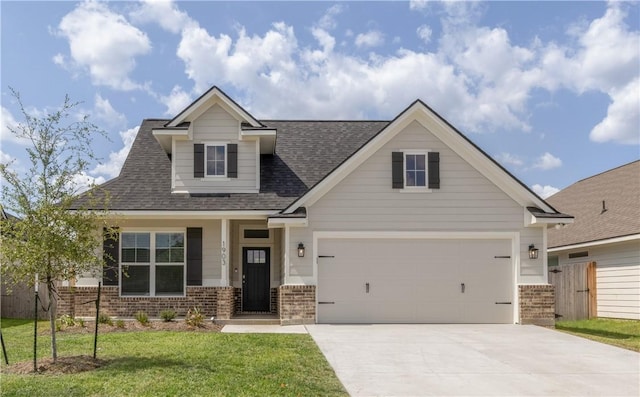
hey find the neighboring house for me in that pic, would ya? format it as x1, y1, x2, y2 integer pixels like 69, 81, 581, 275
547, 160, 640, 320
63, 86, 572, 326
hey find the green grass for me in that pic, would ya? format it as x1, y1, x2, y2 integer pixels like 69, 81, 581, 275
555, 318, 640, 352
0, 318, 347, 397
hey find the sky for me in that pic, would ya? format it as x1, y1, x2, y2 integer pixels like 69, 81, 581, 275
1, 0, 639, 200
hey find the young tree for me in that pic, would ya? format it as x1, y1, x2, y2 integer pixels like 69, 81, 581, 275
0, 88, 111, 361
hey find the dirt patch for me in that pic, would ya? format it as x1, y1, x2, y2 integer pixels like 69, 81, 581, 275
5, 355, 106, 375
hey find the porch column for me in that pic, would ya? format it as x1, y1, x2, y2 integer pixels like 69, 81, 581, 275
284, 225, 290, 285
221, 218, 230, 286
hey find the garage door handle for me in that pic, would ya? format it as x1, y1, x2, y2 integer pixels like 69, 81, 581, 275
495, 302, 512, 305
318, 301, 335, 305
461, 283, 465, 293
366, 282, 370, 293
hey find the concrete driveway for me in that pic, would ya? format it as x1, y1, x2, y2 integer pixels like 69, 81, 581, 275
306, 324, 639, 397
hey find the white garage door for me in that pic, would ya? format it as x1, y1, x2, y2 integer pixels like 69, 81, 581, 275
317, 238, 514, 323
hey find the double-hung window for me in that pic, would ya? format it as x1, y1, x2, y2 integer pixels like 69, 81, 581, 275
206, 145, 226, 177
120, 231, 185, 296
392, 150, 439, 190
405, 153, 426, 187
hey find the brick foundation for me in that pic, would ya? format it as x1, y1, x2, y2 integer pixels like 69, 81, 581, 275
58, 286, 235, 319
279, 285, 315, 325
519, 284, 555, 326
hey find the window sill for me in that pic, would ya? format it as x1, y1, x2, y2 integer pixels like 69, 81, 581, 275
200, 177, 230, 182
120, 294, 187, 298
399, 187, 432, 193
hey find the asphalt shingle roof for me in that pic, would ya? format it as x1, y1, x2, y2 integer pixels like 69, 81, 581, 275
74, 119, 388, 211
547, 160, 640, 248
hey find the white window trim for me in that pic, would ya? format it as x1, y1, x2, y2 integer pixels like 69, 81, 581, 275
402, 150, 432, 192
203, 142, 229, 179
119, 228, 187, 298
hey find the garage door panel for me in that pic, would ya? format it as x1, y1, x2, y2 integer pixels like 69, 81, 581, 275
317, 238, 513, 324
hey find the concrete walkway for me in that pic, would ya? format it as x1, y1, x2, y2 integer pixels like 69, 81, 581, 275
221, 324, 307, 334
306, 324, 640, 397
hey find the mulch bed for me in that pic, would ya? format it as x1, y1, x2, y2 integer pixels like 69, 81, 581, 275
50, 319, 223, 334
4, 320, 223, 375
6, 355, 106, 375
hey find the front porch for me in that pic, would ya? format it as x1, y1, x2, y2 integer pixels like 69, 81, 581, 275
57, 285, 316, 325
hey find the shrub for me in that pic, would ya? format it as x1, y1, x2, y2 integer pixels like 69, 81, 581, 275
185, 307, 204, 327
135, 311, 150, 326
56, 314, 83, 330
160, 309, 176, 322
115, 319, 125, 329
98, 313, 113, 325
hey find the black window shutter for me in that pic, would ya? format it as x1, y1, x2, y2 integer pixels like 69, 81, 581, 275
227, 143, 238, 178
428, 151, 440, 189
103, 228, 119, 286
194, 144, 204, 178
187, 227, 203, 286
392, 151, 404, 189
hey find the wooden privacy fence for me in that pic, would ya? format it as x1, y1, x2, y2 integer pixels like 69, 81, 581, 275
548, 262, 596, 321
1, 281, 49, 319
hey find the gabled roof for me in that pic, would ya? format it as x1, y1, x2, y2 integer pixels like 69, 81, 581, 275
547, 160, 640, 249
74, 89, 569, 220
72, 119, 388, 211
166, 86, 263, 128
282, 99, 567, 217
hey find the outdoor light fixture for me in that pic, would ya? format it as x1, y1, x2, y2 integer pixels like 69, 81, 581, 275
297, 243, 305, 258
528, 244, 539, 260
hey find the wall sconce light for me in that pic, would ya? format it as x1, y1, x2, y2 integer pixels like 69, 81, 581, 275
528, 244, 539, 260
297, 243, 305, 258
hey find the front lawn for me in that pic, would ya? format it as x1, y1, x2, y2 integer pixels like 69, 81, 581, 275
0, 318, 347, 397
555, 318, 640, 352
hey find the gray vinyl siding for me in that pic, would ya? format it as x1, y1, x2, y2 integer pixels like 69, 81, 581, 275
114, 219, 220, 283
558, 240, 639, 320
289, 120, 544, 282
173, 104, 258, 193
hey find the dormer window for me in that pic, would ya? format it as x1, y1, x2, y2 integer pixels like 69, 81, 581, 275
193, 143, 237, 179
206, 144, 226, 177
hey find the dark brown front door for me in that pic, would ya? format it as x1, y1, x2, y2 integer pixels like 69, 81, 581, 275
242, 248, 270, 312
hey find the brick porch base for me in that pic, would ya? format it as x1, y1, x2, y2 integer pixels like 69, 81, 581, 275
518, 284, 555, 326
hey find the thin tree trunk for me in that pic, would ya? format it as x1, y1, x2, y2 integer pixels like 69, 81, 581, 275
47, 276, 57, 362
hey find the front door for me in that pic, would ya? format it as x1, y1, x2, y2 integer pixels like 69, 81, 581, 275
242, 247, 270, 312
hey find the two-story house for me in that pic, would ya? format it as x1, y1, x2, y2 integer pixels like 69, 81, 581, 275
64, 86, 572, 326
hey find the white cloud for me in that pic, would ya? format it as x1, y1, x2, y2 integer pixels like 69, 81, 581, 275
70, 171, 106, 194
409, 0, 428, 11
160, 85, 193, 116
0, 150, 17, 165
317, 4, 345, 30
417, 25, 432, 44
134, 0, 638, 141
533, 152, 562, 170
495, 152, 524, 168
0, 107, 25, 144
55, 1, 151, 90
590, 77, 640, 145
532, 184, 560, 199
539, 3, 639, 145
129, 0, 193, 34
355, 30, 384, 48
93, 94, 126, 127
91, 126, 139, 178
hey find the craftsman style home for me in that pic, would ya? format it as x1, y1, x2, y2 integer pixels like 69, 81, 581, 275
63, 86, 572, 326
